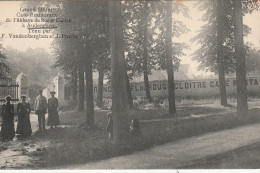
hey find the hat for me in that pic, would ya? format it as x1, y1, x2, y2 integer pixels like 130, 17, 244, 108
5, 95, 11, 100
21, 95, 27, 98
50, 91, 56, 94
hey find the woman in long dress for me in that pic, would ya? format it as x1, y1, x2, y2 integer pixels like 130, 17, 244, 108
47, 91, 60, 128
16, 95, 32, 137
1, 96, 15, 141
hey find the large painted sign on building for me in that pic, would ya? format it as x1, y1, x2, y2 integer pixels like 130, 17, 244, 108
93, 77, 260, 98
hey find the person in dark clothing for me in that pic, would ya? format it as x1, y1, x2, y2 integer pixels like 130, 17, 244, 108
47, 91, 60, 129
1, 96, 15, 141
16, 95, 32, 137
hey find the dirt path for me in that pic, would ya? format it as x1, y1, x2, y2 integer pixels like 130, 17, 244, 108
59, 123, 260, 169
0, 113, 73, 169
0, 114, 48, 169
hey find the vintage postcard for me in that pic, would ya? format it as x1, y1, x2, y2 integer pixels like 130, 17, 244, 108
0, 0, 259, 171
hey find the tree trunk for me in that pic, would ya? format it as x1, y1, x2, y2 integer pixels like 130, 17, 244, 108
125, 67, 134, 109
97, 68, 104, 108
218, 66, 227, 106
77, 67, 85, 112
217, 0, 228, 107
85, 57, 95, 129
143, 1, 152, 102
124, 57, 133, 109
108, 1, 129, 142
233, 0, 248, 116
71, 68, 78, 105
165, 1, 176, 116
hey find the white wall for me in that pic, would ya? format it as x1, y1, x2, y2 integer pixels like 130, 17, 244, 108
93, 77, 260, 98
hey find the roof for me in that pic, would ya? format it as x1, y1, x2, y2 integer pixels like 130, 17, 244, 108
92, 64, 196, 84
131, 64, 194, 83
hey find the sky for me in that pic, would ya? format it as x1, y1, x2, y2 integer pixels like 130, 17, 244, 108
0, 1, 259, 76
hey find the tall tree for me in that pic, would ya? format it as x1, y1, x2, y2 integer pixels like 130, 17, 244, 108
216, 0, 227, 106
152, 1, 189, 116
108, 1, 129, 141
124, 59, 134, 109
51, 1, 110, 124
96, 66, 104, 107
78, 64, 85, 112
233, 0, 248, 116
93, 2, 110, 108
85, 53, 95, 128
96, 52, 110, 108
192, 0, 257, 107
142, 1, 152, 102
82, 2, 110, 127
70, 68, 78, 105
122, 1, 157, 102
193, 0, 235, 107
165, 1, 176, 116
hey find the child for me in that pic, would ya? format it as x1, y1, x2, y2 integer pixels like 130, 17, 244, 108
106, 112, 113, 139
130, 119, 140, 135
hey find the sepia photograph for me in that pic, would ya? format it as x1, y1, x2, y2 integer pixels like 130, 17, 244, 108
0, 0, 260, 170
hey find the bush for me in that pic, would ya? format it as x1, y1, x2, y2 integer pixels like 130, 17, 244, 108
98, 98, 112, 110
133, 97, 151, 107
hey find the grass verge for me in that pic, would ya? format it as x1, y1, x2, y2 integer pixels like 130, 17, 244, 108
33, 106, 260, 168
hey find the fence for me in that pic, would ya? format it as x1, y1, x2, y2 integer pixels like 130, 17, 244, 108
0, 82, 19, 104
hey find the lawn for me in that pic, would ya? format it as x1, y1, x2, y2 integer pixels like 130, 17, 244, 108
59, 105, 227, 126
29, 98, 260, 168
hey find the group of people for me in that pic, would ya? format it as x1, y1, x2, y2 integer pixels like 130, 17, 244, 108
0, 89, 60, 141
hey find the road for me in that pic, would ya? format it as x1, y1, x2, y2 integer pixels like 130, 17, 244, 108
59, 123, 260, 169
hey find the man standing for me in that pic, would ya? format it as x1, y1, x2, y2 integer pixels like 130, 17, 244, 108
34, 90, 47, 132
